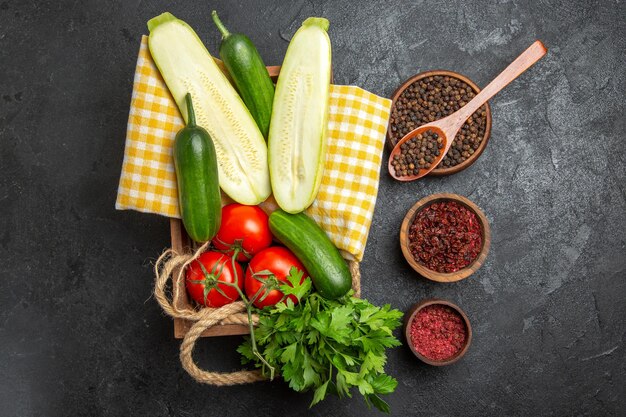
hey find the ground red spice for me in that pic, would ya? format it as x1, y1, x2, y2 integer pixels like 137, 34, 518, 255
410, 304, 467, 361
408, 200, 482, 273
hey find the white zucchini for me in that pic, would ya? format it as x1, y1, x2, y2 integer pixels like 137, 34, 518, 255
148, 13, 271, 205
268, 18, 331, 213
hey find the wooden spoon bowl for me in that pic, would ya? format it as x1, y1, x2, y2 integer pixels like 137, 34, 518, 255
404, 298, 472, 366
388, 125, 447, 181
399, 193, 491, 282
386, 70, 492, 176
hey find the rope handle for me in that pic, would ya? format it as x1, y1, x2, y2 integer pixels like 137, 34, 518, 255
154, 244, 361, 386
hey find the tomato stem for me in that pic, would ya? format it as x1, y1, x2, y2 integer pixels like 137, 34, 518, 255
213, 237, 252, 260
231, 248, 242, 289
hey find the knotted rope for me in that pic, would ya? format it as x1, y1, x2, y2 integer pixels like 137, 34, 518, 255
154, 243, 361, 386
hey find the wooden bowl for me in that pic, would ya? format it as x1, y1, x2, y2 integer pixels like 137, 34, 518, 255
386, 70, 492, 176
404, 298, 472, 366
399, 193, 491, 282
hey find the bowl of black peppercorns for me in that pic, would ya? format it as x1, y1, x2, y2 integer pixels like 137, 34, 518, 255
387, 70, 492, 176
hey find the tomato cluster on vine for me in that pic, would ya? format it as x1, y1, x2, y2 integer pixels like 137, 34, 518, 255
185, 203, 308, 309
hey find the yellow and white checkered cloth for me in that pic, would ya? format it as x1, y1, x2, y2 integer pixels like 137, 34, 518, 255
116, 36, 391, 261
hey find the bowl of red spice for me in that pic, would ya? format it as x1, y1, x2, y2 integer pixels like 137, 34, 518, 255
387, 70, 492, 176
405, 299, 472, 366
400, 193, 491, 282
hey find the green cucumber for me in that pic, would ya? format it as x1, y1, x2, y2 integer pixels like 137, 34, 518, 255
268, 17, 332, 213
268, 210, 352, 300
148, 12, 270, 205
211, 11, 274, 139
174, 94, 221, 242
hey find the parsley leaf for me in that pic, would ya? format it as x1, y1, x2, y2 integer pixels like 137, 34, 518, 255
278, 267, 311, 302
310, 379, 329, 408
367, 394, 391, 414
370, 374, 398, 395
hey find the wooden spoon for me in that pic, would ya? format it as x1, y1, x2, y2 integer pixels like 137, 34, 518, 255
388, 40, 547, 181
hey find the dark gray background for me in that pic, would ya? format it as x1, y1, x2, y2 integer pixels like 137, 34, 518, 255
1, 0, 625, 416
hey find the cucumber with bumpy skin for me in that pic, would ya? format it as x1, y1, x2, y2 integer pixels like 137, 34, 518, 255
174, 94, 221, 242
268, 17, 332, 213
268, 209, 352, 300
148, 12, 270, 205
211, 11, 274, 139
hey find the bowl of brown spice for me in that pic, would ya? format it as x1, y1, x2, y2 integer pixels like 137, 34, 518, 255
400, 193, 491, 282
387, 70, 492, 176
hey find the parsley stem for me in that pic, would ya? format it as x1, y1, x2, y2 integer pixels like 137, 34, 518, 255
226, 249, 275, 379
246, 305, 275, 379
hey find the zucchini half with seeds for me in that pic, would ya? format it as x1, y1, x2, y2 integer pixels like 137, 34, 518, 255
268, 17, 332, 213
148, 12, 271, 205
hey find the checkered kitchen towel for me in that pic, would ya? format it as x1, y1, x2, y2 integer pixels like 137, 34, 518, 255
116, 36, 391, 261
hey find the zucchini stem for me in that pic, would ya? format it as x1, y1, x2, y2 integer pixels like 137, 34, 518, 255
211, 10, 230, 38
185, 93, 196, 127
302, 17, 329, 31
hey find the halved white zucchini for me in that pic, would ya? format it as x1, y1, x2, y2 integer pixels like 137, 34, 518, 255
268, 18, 331, 213
148, 12, 271, 205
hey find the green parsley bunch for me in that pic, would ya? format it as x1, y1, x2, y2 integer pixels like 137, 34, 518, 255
237, 271, 403, 413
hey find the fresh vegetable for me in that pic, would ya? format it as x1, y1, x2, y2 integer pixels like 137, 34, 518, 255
238, 278, 403, 412
173, 93, 221, 242
212, 204, 273, 261
186, 251, 243, 307
268, 17, 332, 213
147, 12, 271, 205
268, 210, 352, 299
211, 11, 274, 139
244, 247, 309, 308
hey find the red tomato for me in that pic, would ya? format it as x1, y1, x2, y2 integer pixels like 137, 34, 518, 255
186, 251, 244, 308
244, 246, 309, 308
212, 204, 273, 261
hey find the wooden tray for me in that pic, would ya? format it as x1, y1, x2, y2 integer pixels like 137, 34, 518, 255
169, 65, 351, 338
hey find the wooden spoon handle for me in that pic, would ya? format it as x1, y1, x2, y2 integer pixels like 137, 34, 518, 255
451, 40, 547, 130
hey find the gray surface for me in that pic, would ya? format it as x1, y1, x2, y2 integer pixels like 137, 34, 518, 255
1, 0, 625, 416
